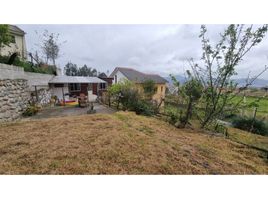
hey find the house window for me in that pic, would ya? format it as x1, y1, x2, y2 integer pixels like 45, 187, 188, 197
69, 83, 81, 92
100, 83, 106, 90
115, 75, 117, 83
10, 35, 16, 43
161, 86, 163, 92
54, 84, 64, 88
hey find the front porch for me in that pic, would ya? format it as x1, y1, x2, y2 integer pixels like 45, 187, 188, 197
48, 76, 107, 102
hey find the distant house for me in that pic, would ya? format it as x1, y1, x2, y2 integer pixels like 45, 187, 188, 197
1, 25, 27, 59
109, 67, 168, 105
98, 72, 114, 96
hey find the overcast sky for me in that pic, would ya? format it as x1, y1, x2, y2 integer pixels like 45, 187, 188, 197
17, 24, 268, 79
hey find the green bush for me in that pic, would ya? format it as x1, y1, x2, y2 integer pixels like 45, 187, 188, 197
232, 116, 268, 136
0, 55, 56, 75
164, 106, 180, 125
133, 100, 157, 116
22, 105, 40, 116
108, 80, 158, 116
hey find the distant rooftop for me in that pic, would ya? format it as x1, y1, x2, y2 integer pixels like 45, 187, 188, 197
109, 67, 168, 84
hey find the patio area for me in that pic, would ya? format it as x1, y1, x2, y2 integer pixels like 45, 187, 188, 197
26, 103, 116, 120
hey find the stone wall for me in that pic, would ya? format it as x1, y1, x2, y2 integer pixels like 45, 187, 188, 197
0, 63, 57, 122
0, 79, 30, 122
36, 88, 52, 105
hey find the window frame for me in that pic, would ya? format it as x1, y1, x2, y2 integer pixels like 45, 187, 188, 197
69, 83, 81, 92
99, 83, 106, 90
10, 35, 16, 43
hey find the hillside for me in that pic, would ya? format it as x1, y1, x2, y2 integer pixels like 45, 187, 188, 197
0, 112, 267, 174
165, 75, 268, 88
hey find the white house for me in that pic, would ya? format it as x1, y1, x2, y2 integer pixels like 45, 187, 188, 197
0, 25, 27, 59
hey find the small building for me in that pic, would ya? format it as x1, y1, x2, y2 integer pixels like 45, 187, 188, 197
48, 76, 107, 101
109, 67, 168, 105
98, 72, 114, 95
1, 25, 27, 59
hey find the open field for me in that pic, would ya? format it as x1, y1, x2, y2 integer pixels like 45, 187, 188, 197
231, 96, 268, 120
0, 112, 267, 174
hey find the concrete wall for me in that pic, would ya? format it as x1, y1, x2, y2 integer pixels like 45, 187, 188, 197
24, 72, 54, 91
0, 63, 25, 79
0, 63, 54, 91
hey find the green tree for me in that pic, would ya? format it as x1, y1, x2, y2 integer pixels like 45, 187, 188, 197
171, 72, 202, 128
78, 64, 98, 76
64, 62, 78, 76
190, 24, 268, 128
142, 79, 157, 100
0, 25, 12, 56
179, 74, 203, 128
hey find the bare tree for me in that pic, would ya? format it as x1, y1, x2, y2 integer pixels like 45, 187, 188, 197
35, 30, 65, 66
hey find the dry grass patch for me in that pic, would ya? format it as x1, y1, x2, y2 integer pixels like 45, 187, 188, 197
0, 111, 267, 174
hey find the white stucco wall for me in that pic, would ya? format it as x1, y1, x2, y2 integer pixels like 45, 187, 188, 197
50, 84, 69, 101
112, 70, 128, 84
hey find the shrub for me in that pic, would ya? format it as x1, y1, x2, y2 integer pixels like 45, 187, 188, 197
0, 55, 56, 75
164, 106, 181, 125
108, 80, 159, 116
232, 116, 268, 136
22, 105, 40, 116
133, 100, 157, 116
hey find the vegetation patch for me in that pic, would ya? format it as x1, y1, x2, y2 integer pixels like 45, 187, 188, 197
0, 112, 267, 174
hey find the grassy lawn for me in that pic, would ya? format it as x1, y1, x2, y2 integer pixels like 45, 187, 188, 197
0, 112, 267, 174
228, 127, 268, 151
231, 96, 268, 120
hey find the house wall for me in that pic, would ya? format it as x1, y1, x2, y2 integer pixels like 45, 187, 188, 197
152, 83, 166, 105
112, 71, 128, 84
136, 83, 166, 106
50, 84, 69, 101
0, 34, 27, 59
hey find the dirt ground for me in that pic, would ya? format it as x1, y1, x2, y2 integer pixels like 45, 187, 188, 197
0, 112, 267, 174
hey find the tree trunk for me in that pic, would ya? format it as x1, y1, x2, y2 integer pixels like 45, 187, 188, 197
250, 107, 257, 133
180, 98, 193, 128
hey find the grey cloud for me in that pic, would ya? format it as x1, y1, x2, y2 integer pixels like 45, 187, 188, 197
17, 24, 268, 79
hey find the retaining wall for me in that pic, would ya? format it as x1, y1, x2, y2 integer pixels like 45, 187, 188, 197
0, 79, 30, 122
0, 63, 55, 122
